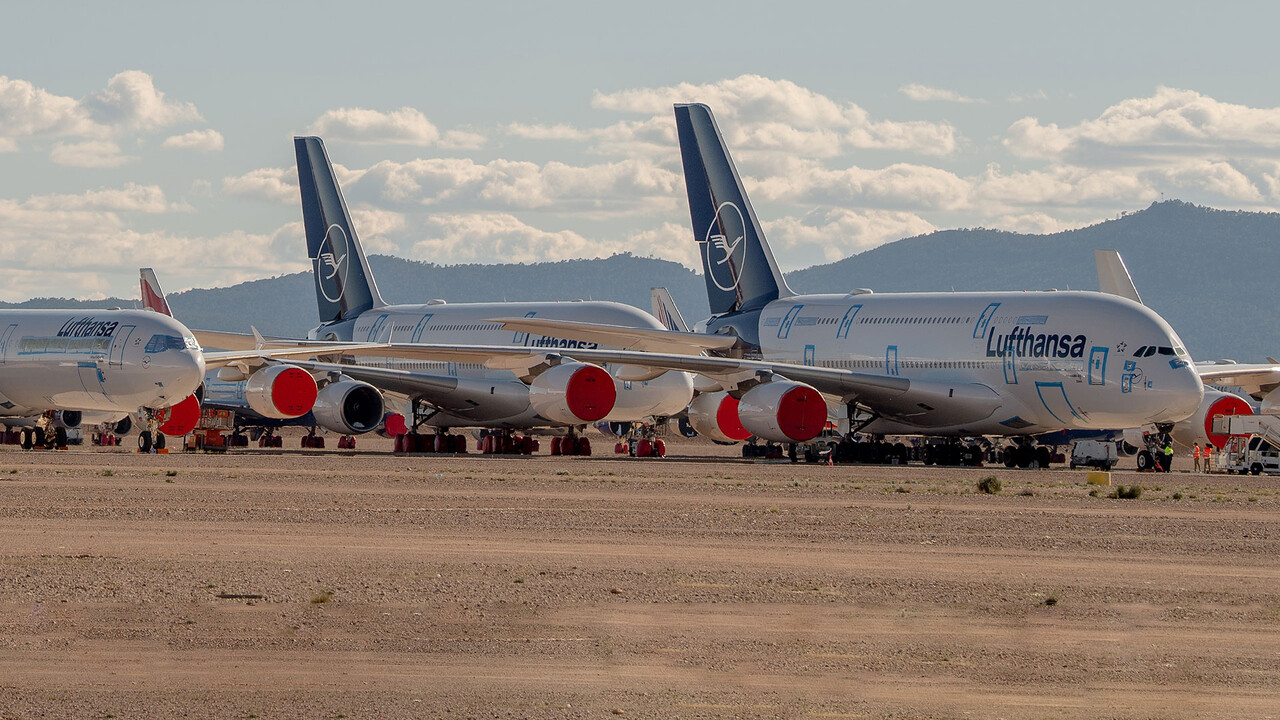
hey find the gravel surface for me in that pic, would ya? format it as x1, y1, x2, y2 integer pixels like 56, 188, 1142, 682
1, 437, 1278, 719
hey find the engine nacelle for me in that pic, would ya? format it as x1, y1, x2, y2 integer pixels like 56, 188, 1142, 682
686, 391, 751, 443
52, 410, 82, 429
244, 365, 319, 419
1171, 389, 1253, 449
737, 381, 827, 443
312, 378, 384, 434
528, 362, 616, 424
157, 394, 201, 436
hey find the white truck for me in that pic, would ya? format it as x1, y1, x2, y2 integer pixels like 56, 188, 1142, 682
1210, 415, 1280, 475
1069, 440, 1118, 470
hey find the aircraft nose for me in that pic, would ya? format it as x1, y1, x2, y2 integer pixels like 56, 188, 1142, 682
178, 348, 207, 395
1159, 362, 1204, 423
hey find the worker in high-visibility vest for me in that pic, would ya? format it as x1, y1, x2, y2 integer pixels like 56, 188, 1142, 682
1162, 443, 1174, 472
1192, 443, 1202, 472
1203, 443, 1213, 473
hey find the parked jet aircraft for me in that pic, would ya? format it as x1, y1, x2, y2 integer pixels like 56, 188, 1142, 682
140, 268, 381, 448
0, 302, 357, 451
463, 104, 1206, 463
195, 137, 696, 454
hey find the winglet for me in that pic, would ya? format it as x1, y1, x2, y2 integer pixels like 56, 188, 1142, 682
139, 268, 173, 317
1095, 249, 1142, 304
251, 326, 266, 351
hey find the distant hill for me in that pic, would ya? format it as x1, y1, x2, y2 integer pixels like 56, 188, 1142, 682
785, 200, 1277, 362
4, 201, 1275, 360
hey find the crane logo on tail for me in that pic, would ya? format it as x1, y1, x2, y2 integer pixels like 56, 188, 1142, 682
315, 223, 350, 303
700, 202, 748, 292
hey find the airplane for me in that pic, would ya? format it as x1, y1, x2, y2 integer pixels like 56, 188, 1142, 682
194, 137, 697, 455
438, 103, 1208, 465
140, 268, 384, 449
0, 304, 360, 452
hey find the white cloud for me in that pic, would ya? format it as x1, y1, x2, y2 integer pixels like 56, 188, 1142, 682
49, 140, 134, 168
23, 183, 176, 213
765, 208, 936, 265
307, 107, 441, 146
900, 84, 985, 104
80, 71, 201, 132
592, 74, 959, 156
439, 129, 486, 150
163, 128, 224, 151
0, 75, 98, 140
1004, 86, 1280, 163
750, 158, 971, 211
0, 198, 304, 301
222, 167, 298, 204
411, 213, 599, 265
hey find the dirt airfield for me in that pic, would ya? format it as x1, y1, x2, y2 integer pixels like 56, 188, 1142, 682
1, 434, 1279, 719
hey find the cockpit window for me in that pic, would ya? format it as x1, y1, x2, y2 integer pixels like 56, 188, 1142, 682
1134, 346, 1147, 356
144, 334, 187, 353
1156, 346, 1175, 356
1143, 346, 1158, 357
1175, 346, 1188, 357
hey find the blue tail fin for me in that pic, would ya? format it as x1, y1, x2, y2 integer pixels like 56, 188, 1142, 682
675, 103, 792, 316
295, 136, 385, 324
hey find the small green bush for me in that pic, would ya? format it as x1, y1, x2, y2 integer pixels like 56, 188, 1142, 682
977, 475, 1002, 494
1110, 485, 1142, 499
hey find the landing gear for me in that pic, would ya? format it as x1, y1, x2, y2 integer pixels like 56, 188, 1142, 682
610, 419, 669, 459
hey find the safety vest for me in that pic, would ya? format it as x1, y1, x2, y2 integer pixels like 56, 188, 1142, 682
1193, 447, 1201, 458
1163, 446, 1173, 456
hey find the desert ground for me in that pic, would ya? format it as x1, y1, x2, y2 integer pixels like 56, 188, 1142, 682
1, 433, 1279, 719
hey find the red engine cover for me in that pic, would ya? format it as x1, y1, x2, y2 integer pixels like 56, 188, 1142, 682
157, 394, 200, 436
564, 364, 616, 422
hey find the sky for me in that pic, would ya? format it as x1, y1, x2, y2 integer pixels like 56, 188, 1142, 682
5, 1, 1280, 301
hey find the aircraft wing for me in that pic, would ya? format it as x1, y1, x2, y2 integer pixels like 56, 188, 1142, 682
334, 343, 1003, 428
201, 344, 386, 370
483, 317, 738, 354
1196, 362, 1280, 400
285, 359, 469, 398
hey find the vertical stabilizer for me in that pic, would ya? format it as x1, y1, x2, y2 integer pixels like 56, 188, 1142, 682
675, 103, 793, 316
139, 268, 172, 317
1095, 249, 1143, 304
650, 287, 690, 332
295, 136, 386, 324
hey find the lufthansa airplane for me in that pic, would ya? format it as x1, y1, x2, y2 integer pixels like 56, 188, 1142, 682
385, 104, 1205, 455
194, 137, 697, 452
140, 269, 383, 448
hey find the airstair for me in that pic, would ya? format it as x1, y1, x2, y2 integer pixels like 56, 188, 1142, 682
1210, 414, 1280, 474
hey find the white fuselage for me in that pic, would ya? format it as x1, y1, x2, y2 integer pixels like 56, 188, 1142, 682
0, 310, 205, 419
752, 291, 1203, 435
311, 301, 694, 427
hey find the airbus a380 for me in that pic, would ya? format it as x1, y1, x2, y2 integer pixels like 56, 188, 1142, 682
197, 137, 696, 454
457, 104, 1207, 460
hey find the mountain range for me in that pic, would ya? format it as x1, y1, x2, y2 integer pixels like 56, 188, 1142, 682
5, 200, 1274, 361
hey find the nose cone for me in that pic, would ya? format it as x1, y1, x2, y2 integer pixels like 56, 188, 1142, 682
1156, 363, 1204, 423
175, 347, 207, 398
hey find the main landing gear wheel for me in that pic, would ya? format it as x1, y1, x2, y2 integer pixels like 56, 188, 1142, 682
1136, 450, 1155, 472
138, 430, 153, 453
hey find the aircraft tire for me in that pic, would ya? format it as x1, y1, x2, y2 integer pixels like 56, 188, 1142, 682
21, 428, 32, 450
33, 427, 45, 448
138, 430, 152, 453
55, 427, 68, 448
155, 433, 166, 450
1136, 450, 1154, 471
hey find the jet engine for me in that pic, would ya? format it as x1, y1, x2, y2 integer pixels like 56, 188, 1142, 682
157, 394, 202, 436
312, 377, 384, 434
244, 365, 319, 419
686, 391, 751, 443
736, 381, 827, 443
1171, 389, 1253, 449
528, 362, 617, 424
52, 410, 82, 429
